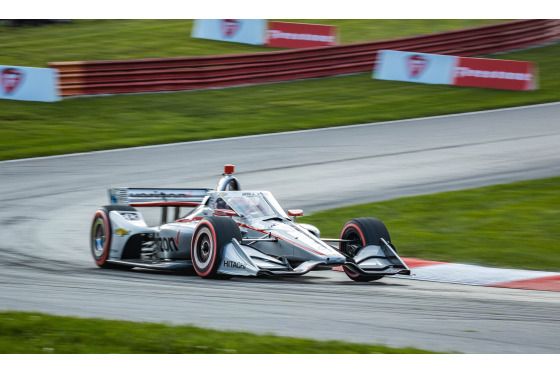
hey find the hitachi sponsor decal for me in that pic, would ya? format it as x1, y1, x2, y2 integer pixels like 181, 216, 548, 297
454, 67, 532, 81
267, 29, 335, 43
224, 260, 246, 269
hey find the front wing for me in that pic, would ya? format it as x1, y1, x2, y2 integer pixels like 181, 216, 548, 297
217, 238, 410, 277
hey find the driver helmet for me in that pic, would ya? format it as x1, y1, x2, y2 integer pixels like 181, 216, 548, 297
215, 197, 233, 210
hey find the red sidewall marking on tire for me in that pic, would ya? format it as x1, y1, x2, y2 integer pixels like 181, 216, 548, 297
93, 210, 110, 266
192, 221, 218, 277
339, 222, 367, 278
343, 266, 360, 278
339, 222, 366, 251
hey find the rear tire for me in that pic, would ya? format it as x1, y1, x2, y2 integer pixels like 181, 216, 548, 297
339, 217, 391, 282
90, 205, 137, 269
191, 216, 241, 279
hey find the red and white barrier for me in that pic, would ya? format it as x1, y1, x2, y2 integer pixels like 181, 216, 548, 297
266, 22, 337, 48
398, 258, 560, 291
374, 50, 538, 91
336, 258, 560, 291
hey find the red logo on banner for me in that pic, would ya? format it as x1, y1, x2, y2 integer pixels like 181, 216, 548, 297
407, 55, 428, 78
453, 57, 536, 91
221, 19, 241, 38
266, 21, 337, 48
1, 68, 23, 95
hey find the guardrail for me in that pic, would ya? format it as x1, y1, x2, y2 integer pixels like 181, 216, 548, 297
49, 19, 560, 96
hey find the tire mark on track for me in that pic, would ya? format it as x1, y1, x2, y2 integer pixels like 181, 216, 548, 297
232, 133, 560, 175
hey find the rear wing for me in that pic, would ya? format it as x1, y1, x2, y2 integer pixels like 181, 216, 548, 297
108, 188, 211, 223
108, 188, 211, 207
106, 164, 241, 224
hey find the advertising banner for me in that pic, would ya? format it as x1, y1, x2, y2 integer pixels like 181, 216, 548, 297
191, 19, 267, 45
452, 57, 537, 91
373, 50, 537, 91
1, 66, 60, 102
373, 50, 456, 85
266, 22, 337, 48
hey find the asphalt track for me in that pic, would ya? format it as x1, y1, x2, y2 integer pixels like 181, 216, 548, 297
1, 102, 560, 353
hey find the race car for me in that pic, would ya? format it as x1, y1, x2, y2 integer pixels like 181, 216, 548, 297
90, 165, 410, 282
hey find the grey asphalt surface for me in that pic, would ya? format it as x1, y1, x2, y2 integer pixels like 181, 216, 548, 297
1, 102, 559, 353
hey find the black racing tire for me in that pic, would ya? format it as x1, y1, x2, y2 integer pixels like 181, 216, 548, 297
191, 216, 242, 279
90, 205, 137, 269
339, 217, 391, 282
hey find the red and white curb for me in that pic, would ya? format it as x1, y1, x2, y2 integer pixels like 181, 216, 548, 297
336, 258, 560, 291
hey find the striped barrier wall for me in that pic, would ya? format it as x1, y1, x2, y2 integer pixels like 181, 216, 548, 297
49, 19, 560, 96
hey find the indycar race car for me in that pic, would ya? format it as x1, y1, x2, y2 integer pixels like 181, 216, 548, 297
90, 165, 410, 282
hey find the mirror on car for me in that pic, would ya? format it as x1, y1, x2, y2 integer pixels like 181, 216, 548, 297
288, 209, 303, 221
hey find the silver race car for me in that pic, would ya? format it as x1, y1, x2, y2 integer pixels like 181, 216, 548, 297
90, 165, 410, 282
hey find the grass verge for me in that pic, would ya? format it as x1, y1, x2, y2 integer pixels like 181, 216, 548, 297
0, 311, 435, 354
0, 19, 502, 66
301, 176, 560, 272
1, 22, 558, 161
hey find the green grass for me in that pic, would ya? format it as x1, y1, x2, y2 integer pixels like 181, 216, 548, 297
0, 19, 503, 66
4, 20, 557, 161
300, 176, 560, 272
1, 41, 559, 161
0, 311, 435, 353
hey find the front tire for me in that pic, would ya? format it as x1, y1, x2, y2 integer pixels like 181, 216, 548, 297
90, 205, 136, 269
339, 217, 391, 282
191, 217, 241, 279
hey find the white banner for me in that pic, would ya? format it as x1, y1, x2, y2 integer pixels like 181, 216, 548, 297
374, 50, 457, 85
1, 66, 60, 102
191, 19, 267, 45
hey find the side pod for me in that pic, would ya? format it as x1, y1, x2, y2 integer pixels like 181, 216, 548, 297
218, 239, 260, 276
217, 239, 318, 277
107, 209, 153, 261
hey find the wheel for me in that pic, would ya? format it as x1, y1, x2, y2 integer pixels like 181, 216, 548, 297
191, 216, 241, 279
90, 205, 137, 269
339, 217, 391, 282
